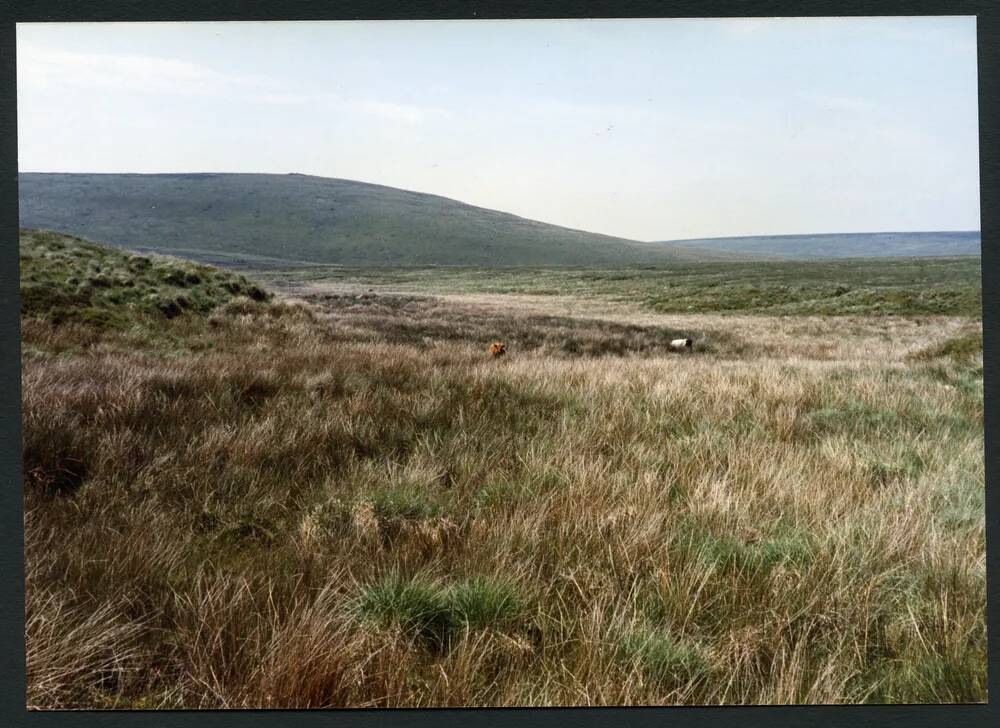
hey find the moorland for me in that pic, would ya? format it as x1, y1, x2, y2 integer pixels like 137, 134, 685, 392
21, 227, 984, 708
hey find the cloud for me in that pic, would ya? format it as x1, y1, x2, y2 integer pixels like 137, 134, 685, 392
255, 91, 316, 106
18, 41, 450, 126
17, 41, 262, 96
341, 99, 448, 125
256, 92, 449, 125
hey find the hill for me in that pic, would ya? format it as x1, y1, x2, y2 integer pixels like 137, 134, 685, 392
663, 231, 981, 259
19, 228, 269, 331
18, 173, 722, 267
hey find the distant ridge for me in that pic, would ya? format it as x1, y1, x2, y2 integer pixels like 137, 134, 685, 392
663, 231, 980, 259
18, 172, 729, 267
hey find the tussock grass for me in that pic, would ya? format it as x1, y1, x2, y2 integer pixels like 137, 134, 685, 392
356, 574, 454, 645
448, 577, 525, 630
21, 235, 984, 707
355, 574, 525, 648
617, 627, 711, 689
20, 228, 269, 330
909, 329, 984, 363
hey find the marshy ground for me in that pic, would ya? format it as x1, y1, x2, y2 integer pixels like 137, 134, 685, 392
22, 230, 985, 707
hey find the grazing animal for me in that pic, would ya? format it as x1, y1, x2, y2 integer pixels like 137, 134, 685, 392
490, 342, 507, 358
669, 337, 693, 352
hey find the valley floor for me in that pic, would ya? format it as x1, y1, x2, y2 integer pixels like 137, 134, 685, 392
23, 255, 985, 708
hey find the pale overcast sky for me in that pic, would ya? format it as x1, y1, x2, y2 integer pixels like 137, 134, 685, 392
16, 18, 980, 241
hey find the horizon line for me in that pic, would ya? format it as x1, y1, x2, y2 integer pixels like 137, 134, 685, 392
17, 170, 981, 244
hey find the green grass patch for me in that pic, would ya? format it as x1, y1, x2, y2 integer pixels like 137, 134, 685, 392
695, 533, 813, 574
371, 485, 443, 522
800, 402, 902, 438
355, 573, 454, 645
447, 577, 524, 629
20, 228, 271, 330
268, 256, 982, 317
860, 651, 987, 703
356, 574, 526, 646
909, 330, 983, 363
617, 626, 710, 687
473, 480, 533, 509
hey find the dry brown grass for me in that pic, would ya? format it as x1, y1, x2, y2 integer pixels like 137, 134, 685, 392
22, 285, 985, 708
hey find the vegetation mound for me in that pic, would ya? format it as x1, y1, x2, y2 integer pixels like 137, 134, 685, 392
909, 329, 983, 363
20, 228, 269, 329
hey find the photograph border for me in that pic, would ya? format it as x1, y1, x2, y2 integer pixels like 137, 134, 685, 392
1, 1, 996, 726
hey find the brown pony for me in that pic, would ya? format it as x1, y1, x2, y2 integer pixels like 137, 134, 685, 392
489, 342, 507, 358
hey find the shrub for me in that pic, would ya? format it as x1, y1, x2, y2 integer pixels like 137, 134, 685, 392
247, 285, 269, 302
161, 268, 189, 286
156, 298, 183, 319
127, 255, 151, 271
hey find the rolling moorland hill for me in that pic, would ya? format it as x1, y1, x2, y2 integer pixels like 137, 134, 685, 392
18, 173, 728, 267
664, 231, 981, 259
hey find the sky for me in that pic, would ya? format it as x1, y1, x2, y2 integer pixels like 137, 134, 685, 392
16, 18, 981, 241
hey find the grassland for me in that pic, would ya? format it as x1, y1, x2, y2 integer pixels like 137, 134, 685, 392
260, 256, 982, 317
19, 228, 268, 329
21, 230, 985, 708
665, 231, 981, 260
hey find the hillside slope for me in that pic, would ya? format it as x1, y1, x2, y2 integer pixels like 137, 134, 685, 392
664, 231, 981, 259
19, 173, 721, 267
20, 228, 269, 330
